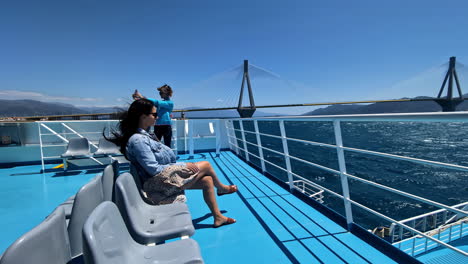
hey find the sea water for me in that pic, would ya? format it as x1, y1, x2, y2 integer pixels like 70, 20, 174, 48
235, 121, 468, 229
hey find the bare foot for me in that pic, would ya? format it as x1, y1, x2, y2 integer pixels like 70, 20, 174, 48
217, 185, 238, 196
214, 215, 236, 228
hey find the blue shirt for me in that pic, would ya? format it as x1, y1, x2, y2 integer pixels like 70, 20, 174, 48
126, 129, 184, 180
148, 98, 173, 125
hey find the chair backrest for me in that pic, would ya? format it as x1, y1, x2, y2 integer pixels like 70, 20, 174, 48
82, 201, 135, 264
0, 207, 71, 264
101, 164, 115, 202
129, 163, 155, 205
68, 176, 104, 258
94, 138, 121, 156
114, 172, 144, 229
64, 137, 91, 156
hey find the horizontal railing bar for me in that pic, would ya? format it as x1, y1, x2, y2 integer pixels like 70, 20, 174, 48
398, 201, 468, 223
40, 132, 103, 136
343, 146, 468, 172
43, 156, 62, 159
232, 138, 344, 199
235, 134, 341, 175
231, 127, 283, 140
288, 155, 341, 175
244, 140, 259, 148
260, 145, 287, 157
286, 136, 337, 149
345, 173, 468, 217
232, 134, 344, 199
262, 157, 289, 173
37, 120, 118, 123
246, 151, 261, 160
349, 200, 468, 256
233, 128, 256, 135
227, 142, 246, 153
257, 131, 282, 139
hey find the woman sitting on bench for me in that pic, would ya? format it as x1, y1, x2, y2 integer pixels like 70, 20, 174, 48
107, 99, 237, 228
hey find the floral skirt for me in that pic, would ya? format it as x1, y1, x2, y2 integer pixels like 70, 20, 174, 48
143, 164, 198, 205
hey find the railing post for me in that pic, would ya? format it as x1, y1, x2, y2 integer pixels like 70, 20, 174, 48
226, 121, 240, 155
279, 120, 294, 191
184, 120, 189, 154
460, 221, 464, 238
188, 120, 194, 158
239, 120, 249, 162
254, 120, 266, 173
172, 119, 178, 156
215, 119, 221, 157
37, 122, 45, 172
449, 225, 453, 242
423, 216, 427, 232
333, 120, 354, 229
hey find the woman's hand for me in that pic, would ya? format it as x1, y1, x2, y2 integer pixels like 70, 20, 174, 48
186, 163, 200, 174
132, 89, 144, 100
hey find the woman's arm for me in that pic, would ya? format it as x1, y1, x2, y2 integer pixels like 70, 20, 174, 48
129, 136, 169, 176
147, 97, 159, 106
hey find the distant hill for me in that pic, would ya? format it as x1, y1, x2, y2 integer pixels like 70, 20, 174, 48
0, 100, 86, 117
0, 100, 278, 118
303, 96, 468, 115
0, 100, 121, 117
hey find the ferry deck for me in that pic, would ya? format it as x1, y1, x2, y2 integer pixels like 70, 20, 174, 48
0, 114, 467, 263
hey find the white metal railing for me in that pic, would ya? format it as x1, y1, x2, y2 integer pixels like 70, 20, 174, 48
393, 218, 467, 256
224, 112, 468, 258
390, 202, 468, 243
37, 120, 116, 170
37, 119, 223, 171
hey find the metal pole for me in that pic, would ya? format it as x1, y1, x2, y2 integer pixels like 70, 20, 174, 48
254, 120, 266, 173
239, 120, 249, 161
184, 120, 188, 154
333, 120, 354, 229
279, 120, 294, 191
37, 122, 45, 172
215, 119, 221, 156
172, 119, 178, 156
188, 120, 194, 158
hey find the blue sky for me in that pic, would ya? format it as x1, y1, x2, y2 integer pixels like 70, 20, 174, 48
1, 0, 468, 114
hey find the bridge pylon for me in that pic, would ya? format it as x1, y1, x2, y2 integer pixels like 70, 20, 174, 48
434, 56, 464, 112
237, 60, 256, 118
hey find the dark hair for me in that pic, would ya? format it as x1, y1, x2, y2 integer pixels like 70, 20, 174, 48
104, 98, 155, 156
157, 84, 173, 97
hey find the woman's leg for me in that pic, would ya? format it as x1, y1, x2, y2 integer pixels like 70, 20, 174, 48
191, 161, 234, 193
185, 175, 234, 227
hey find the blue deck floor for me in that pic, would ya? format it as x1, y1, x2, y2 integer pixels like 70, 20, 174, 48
0, 151, 402, 263
183, 152, 397, 264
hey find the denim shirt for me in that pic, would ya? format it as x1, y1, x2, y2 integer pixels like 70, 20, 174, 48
126, 129, 183, 180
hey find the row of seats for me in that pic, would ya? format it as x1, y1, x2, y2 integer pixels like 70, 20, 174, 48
0, 162, 204, 264
61, 137, 126, 170
61, 137, 122, 159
